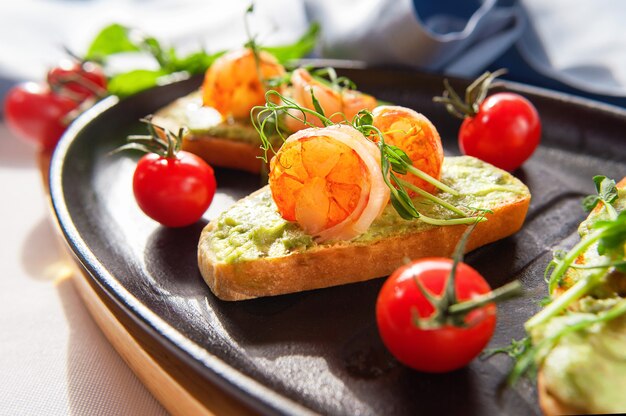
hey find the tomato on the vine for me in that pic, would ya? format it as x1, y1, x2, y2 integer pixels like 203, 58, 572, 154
459, 92, 541, 171
47, 60, 108, 101
123, 117, 217, 227
435, 69, 541, 172
133, 151, 216, 227
4, 82, 79, 151
376, 258, 497, 373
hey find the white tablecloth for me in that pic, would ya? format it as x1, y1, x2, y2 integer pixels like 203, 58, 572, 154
0, 123, 167, 415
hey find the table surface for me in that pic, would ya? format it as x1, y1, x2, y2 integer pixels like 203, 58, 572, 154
0, 122, 168, 415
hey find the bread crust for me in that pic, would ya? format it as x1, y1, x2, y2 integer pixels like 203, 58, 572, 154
537, 372, 585, 416
198, 187, 530, 301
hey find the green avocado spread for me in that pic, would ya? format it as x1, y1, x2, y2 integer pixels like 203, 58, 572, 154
203, 156, 529, 264
155, 90, 262, 145
536, 308, 626, 413
533, 185, 626, 413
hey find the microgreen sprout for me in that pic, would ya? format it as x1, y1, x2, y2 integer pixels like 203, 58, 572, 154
582, 175, 619, 219
311, 67, 357, 92
243, 3, 266, 90
251, 89, 487, 226
486, 177, 626, 385
483, 336, 531, 360
526, 210, 626, 331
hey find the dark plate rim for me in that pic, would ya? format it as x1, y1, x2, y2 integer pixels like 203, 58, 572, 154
48, 62, 626, 415
49, 95, 314, 415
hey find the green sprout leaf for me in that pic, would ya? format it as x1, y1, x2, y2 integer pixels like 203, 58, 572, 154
170, 50, 226, 75
595, 175, 618, 202
309, 90, 330, 126
594, 210, 626, 257
251, 90, 487, 227
433, 69, 507, 119
583, 175, 618, 215
85, 24, 141, 61
385, 145, 412, 174
107, 69, 169, 98
389, 188, 419, 220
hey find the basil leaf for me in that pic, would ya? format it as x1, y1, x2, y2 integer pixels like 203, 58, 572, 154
107, 69, 168, 98
171, 50, 226, 75
85, 24, 140, 61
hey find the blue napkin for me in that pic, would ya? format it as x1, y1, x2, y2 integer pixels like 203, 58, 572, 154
307, 0, 626, 108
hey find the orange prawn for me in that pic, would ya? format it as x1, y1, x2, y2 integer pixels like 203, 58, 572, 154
371, 106, 444, 195
269, 124, 389, 241
202, 48, 285, 119
285, 68, 377, 132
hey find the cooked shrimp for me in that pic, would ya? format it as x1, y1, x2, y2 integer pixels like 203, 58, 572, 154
285, 68, 378, 132
372, 106, 444, 195
269, 124, 389, 241
202, 48, 285, 119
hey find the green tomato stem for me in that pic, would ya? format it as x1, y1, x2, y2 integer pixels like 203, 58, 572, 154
448, 280, 523, 316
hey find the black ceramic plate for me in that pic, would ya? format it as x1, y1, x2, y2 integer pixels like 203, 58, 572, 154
50, 65, 626, 416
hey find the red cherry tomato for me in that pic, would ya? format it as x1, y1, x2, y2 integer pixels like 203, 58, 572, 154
376, 258, 496, 373
47, 60, 107, 101
132, 151, 216, 227
4, 82, 79, 151
459, 92, 541, 172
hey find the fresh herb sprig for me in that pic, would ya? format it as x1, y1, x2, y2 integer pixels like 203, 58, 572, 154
251, 90, 488, 226
488, 176, 626, 384
83, 16, 319, 98
310, 67, 357, 92
582, 175, 619, 218
526, 210, 626, 331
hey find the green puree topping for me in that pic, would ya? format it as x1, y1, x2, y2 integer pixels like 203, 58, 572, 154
204, 156, 528, 264
538, 311, 626, 413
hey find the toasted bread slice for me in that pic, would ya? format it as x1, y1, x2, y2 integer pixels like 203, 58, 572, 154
538, 372, 586, 416
198, 156, 531, 301
536, 177, 626, 416
153, 91, 266, 173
